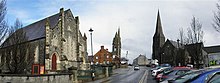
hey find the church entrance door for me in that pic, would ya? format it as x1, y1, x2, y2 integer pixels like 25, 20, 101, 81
52, 54, 57, 71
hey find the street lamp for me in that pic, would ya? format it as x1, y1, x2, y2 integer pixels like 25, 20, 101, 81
177, 39, 180, 66
89, 28, 95, 80
89, 28, 94, 65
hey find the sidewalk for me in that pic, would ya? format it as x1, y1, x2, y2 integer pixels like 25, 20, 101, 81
86, 66, 132, 83
208, 65, 220, 69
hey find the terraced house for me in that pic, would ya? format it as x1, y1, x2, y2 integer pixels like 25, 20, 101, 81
0, 8, 88, 74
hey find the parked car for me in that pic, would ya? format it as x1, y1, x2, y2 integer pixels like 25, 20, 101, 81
151, 66, 161, 72
158, 67, 191, 82
188, 68, 220, 83
160, 64, 171, 67
134, 65, 140, 70
167, 69, 206, 83
170, 68, 220, 83
152, 67, 169, 77
207, 71, 220, 83
155, 67, 172, 81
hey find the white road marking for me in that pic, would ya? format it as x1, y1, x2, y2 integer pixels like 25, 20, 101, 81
139, 69, 148, 83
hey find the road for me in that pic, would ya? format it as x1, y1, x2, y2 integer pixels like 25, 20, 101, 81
87, 66, 156, 83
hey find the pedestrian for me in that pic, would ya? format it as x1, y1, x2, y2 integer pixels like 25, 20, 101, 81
92, 72, 95, 81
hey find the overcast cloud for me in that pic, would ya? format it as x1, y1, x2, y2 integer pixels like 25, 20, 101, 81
6, 0, 220, 63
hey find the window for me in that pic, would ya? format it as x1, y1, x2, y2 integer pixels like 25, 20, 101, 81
208, 73, 220, 83
107, 55, 109, 58
96, 56, 98, 59
176, 70, 189, 75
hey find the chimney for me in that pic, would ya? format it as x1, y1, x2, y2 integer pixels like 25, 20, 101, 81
60, 8, 64, 16
101, 46, 104, 49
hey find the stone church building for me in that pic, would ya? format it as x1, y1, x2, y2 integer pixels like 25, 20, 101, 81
152, 10, 208, 68
0, 8, 88, 74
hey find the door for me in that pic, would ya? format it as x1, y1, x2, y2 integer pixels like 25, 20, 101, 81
52, 54, 57, 71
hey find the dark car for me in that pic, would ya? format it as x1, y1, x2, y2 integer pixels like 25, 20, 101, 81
158, 67, 191, 82
188, 68, 220, 83
171, 68, 220, 83
168, 69, 206, 83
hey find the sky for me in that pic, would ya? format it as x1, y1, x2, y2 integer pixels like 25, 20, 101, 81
5, 0, 220, 63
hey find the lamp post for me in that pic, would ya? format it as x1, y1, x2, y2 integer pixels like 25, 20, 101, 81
89, 28, 94, 65
89, 28, 94, 80
177, 39, 180, 66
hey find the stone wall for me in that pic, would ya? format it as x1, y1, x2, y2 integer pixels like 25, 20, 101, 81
0, 74, 74, 83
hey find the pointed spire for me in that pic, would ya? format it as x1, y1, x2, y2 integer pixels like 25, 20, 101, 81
118, 27, 120, 37
154, 9, 165, 37
115, 32, 118, 38
112, 32, 118, 45
83, 33, 87, 40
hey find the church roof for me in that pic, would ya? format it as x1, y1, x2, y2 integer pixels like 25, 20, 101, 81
1, 9, 71, 48
164, 39, 184, 49
204, 45, 220, 53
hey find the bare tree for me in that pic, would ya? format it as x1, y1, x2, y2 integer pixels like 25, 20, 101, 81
4, 20, 32, 74
5, 29, 33, 74
0, 0, 8, 45
213, 2, 220, 33
9, 18, 23, 36
187, 16, 203, 44
179, 28, 185, 44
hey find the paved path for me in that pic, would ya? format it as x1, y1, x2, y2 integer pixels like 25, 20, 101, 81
87, 66, 149, 83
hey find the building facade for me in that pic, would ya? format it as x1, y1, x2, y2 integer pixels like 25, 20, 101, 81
133, 54, 148, 66
152, 11, 208, 68
94, 46, 113, 65
161, 39, 190, 66
204, 45, 220, 66
0, 8, 88, 74
185, 43, 209, 68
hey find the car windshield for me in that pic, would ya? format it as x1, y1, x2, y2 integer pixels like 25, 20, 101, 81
209, 73, 220, 83
164, 69, 174, 75
174, 73, 200, 83
162, 68, 172, 73
174, 70, 206, 83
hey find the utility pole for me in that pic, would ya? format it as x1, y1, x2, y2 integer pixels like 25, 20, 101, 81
126, 51, 128, 59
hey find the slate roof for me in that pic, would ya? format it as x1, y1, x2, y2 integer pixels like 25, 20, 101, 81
204, 45, 220, 53
23, 12, 60, 41
166, 39, 184, 49
1, 9, 71, 48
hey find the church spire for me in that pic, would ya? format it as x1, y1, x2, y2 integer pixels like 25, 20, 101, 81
118, 27, 120, 37
152, 10, 165, 62
154, 10, 165, 37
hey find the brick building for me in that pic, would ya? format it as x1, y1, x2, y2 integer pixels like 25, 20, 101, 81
94, 46, 113, 65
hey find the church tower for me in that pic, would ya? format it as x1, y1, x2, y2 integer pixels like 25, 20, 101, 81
152, 10, 165, 63
112, 28, 121, 59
